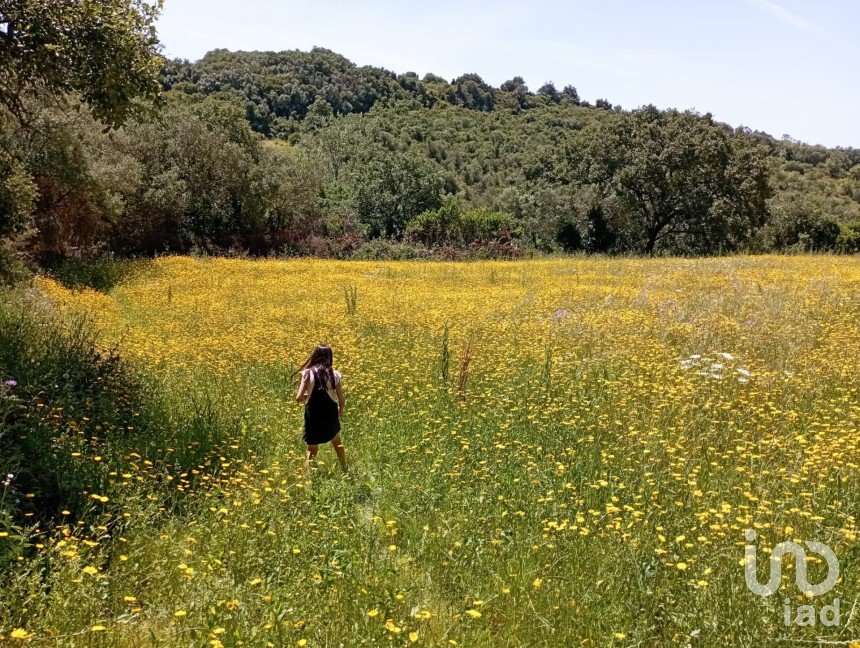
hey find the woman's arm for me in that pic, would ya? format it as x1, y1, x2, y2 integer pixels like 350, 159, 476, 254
295, 371, 311, 403
335, 382, 345, 416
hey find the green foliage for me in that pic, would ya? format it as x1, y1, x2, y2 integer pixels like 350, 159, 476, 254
18, 106, 124, 259
312, 100, 594, 211
565, 106, 772, 254
497, 184, 583, 252
763, 148, 860, 253
407, 199, 463, 246
4, 41, 860, 260
762, 194, 843, 251
44, 256, 132, 292
537, 81, 561, 103
0, 288, 246, 535
162, 47, 414, 136
87, 98, 323, 255
457, 206, 514, 242
119, 100, 266, 250
0, 246, 30, 285
345, 151, 445, 238
0, 140, 37, 239
581, 204, 616, 253
408, 199, 514, 247
0, 0, 163, 128
446, 73, 496, 111
0, 0, 165, 267
836, 220, 860, 252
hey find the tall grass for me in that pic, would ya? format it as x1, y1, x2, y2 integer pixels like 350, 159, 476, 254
0, 287, 260, 638
344, 285, 358, 316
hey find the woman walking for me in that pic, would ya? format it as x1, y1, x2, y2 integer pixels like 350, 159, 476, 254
294, 344, 347, 471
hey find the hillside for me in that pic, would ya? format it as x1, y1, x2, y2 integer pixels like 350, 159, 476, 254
121, 47, 860, 253
4, 46, 860, 269
159, 48, 860, 254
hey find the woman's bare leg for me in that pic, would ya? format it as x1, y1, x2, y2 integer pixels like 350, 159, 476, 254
306, 444, 319, 466
331, 434, 347, 472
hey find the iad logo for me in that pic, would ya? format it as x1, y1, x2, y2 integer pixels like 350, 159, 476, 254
744, 529, 841, 627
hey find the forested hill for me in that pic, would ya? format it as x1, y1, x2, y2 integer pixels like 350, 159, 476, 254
161, 47, 588, 136
4, 43, 860, 270
158, 47, 860, 254
161, 47, 850, 153
161, 48, 413, 135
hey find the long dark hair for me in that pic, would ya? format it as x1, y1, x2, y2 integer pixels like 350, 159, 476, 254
293, 344, 335, 390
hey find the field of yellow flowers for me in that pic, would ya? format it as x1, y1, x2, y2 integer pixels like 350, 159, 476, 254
5, 255, 860, 646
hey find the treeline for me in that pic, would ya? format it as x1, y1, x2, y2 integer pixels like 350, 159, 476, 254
160, 48, 590, 137
2, 12, 860, 276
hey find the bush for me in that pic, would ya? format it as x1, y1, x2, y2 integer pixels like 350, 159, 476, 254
0, 247, 31, 286
349, 239, 428, 260
407, 199, 516, 247
764, 197, 842, 251
836, 220, 860, 253
44, 255, 133, 292
457, 206, 514, 243
0, 289, 243, 542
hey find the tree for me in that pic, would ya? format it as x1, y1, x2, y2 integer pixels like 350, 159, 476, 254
500, 77, 529, 93
569, 106, 771, 254
537, 82, 561, 103
348, 152, 445, 238
499, 76, 530, 110
825, 151, 851, 178
0, 146, 37, 237
0, 0, 163, 128
0, 0, 163, 261
446, 74, 495, 111
304, 96, 334, 130
561, 85, 580, 105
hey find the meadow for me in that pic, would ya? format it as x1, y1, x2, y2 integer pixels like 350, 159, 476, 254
2, 255, 860, 647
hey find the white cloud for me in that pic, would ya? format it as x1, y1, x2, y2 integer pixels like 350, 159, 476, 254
743, 0, 859, 59
744, 0, 822, 32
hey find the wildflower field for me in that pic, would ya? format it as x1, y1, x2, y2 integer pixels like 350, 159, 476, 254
3, 255, 860, 647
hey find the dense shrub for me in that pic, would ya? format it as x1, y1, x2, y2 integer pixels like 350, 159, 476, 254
44, 256, 133, 292
0, 289, 246, 542
764, 196, 843, 251
0, 246, 31, 286
836, 220, 860, 253
407, 199, 516, 247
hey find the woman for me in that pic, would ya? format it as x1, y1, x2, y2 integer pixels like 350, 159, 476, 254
294, 344, 347, 471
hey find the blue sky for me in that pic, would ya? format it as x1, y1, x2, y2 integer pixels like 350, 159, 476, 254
157, 0, 859, 148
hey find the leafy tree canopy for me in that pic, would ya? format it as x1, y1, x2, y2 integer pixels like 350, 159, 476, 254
565, 106, 772, 253
0, 0, 163, 127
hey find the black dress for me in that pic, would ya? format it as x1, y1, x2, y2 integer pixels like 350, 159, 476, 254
303, 368, 341, 445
